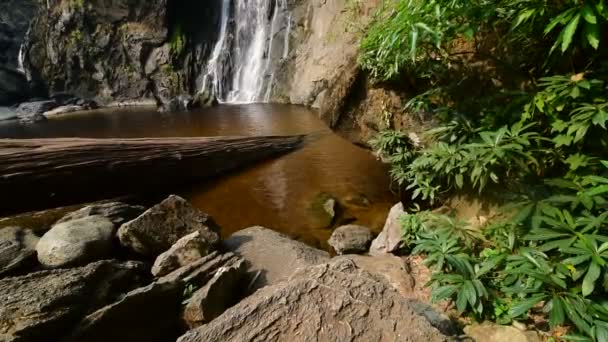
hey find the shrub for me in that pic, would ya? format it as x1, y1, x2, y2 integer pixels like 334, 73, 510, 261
365, 0, 608, 339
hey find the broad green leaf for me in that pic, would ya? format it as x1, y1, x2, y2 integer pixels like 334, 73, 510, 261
549, 297, 566, 328
581, 4, 598, 24
582, 262, 601, 296
561, 14, 581, 52
584, 22, 600, 49
510, 295, 546, 317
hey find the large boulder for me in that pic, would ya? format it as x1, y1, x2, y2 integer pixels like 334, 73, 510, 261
369, 202, 406, 255
0, 260, 146, 342
65, 281, 182, 342
177, 258, 447, 342
328, 224, 373, 255
56, 202, 146, 227
152, 230, 219, 277
0, 67, 28, 106
117, 195, 220, 257
223, 226, 330, 291
36, 215, 116, 268
183, 257, 246, 328
0, 226, 39, 276
333, 254, 415, 298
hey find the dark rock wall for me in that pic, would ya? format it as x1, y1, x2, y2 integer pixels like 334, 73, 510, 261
22, 0, 224, 105
0, 0, 39, 69
24, 0, 168, 104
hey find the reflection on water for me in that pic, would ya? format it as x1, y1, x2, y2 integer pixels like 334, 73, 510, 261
0, 104, 395, 249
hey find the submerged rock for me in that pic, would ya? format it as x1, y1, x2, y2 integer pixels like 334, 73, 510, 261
0, 260, 146, 342
159, 95, 194, 112
328, 224, 373, 255
65, 281, 182, 342
223, 226, 330, 292
36, 215, 115, 268
177, 258, 447, 342
309, 192, 339, 229
183, 257, 246, 328
118, 195, 220, 257
152, 230, 219, 277
0, 226, 39, 276
369, 202, 406, 255
57, 202, 145, 228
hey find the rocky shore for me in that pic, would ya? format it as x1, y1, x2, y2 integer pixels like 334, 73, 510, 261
0, 195, 449, 342
0, 193, 544, 342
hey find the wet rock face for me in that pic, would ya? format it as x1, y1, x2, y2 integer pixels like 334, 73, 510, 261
22, 0, 226, 106
24, 0, 170, 104
0, 0, 38, 69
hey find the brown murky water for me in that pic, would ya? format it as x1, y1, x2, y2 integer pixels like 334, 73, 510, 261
0, 104, 395, 249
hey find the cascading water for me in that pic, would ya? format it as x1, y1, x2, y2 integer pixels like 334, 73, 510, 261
199, 0, 293, 104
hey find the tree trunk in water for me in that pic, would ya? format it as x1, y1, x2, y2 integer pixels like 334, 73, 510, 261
0, 136, 305, 215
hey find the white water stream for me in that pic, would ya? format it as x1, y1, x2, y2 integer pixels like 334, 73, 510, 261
200, 0, 293, 104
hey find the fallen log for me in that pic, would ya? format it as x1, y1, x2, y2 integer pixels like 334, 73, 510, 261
0, 135, 305, 215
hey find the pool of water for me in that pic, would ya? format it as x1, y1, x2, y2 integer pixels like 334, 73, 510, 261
0, 104, 395, 249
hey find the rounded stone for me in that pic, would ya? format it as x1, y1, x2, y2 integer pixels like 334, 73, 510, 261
328, 225, 374, 255
37, 215, 115, 268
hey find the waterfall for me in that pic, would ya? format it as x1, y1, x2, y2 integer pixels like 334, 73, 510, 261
199, 0, 231, 99
17, 44, 26, 73
200, 0, 292, 104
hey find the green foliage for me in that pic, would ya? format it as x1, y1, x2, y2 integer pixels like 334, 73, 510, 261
170, 23, 186, 56
181, 283, 200, 305
365, 0, 608, 339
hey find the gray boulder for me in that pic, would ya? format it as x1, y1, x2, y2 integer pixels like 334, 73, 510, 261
158, 251, 241, 285
0, 226, 39, 276
152, 230, 219, 277
36, 215, 116, 268
369, 202, 406, 255
0, 260, 146, 342
223, 226, 330, 292
57, 202, 146, 227
65, 281, 182, 342
16, 100, 59, 115
328, 224, 373, 255
183, 257, 246, 328
118, 195, 220, 257
177, 258, 447, 342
